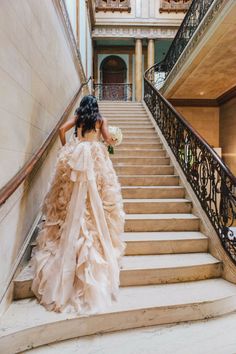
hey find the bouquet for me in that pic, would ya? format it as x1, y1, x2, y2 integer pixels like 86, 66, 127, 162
107, 126, 123, 154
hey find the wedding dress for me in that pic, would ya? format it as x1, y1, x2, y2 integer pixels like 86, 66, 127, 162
30, 127, 126, 314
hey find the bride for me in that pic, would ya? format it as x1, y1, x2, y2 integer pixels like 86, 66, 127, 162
30, 95, 126, 314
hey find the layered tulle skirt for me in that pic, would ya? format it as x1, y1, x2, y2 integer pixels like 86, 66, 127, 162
30, 137, 126, 314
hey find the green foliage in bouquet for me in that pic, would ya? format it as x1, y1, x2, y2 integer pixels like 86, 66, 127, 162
107, 145, 114, 154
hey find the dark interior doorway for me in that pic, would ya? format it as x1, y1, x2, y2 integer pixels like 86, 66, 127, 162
100, 55, 127, 100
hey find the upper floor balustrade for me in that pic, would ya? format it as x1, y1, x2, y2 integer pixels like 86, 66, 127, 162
95, 0, 131, 13
159, 0, 192, 13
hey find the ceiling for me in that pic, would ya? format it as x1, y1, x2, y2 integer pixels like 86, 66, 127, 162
164, 3, 236, 100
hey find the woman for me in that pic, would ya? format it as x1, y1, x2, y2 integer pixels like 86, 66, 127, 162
30, 95, 126, 314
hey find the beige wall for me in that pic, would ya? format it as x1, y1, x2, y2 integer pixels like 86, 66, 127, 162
220, 97, 236, 175
174, 106, 220, 147
0, 0, 80, 188
0, 0, 90, 312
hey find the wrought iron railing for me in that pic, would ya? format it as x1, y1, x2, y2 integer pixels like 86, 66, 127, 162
148, 0, 216, 88
94, 83, 132, 101
144, 76, 236, 263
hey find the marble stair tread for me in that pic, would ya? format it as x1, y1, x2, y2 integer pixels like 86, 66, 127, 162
120, 253, 220, 270
123, 198, 190, 203
115, 150, 166, 157
123, 199, 192, 213
121, 231, 208, 255
115, 166, 174, 175
122, 186, 182, 189
125, 213, 198, 220
118, 141, 161, 145
122, 231, 207, 241
2, 279, 236, 340
114, 127, 155, 130
122, 186, 185, 199
24, 312, 236, 354
119, 175, 180, 186
112, 157, 169, 164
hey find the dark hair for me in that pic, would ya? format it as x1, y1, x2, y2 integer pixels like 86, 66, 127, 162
74, 95, 102, 137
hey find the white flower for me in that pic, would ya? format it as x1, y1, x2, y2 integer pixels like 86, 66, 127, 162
108, 126, 123, 146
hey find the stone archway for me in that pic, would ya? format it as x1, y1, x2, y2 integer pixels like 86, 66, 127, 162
100, 55, 127, 100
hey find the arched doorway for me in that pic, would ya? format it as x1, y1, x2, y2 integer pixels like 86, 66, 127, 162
100, 55, 127, 100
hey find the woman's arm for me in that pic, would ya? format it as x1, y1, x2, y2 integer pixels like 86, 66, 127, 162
100, 117, 115, 145
59, 116, 77, 146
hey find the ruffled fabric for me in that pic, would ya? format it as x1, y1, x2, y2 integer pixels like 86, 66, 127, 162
30, 135, 126, 314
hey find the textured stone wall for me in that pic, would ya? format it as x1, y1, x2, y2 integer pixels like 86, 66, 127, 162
220, 97, 236, 175
0, 0, 86, 312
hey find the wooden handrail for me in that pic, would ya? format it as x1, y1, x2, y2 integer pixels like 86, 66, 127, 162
0, 76, 92, 207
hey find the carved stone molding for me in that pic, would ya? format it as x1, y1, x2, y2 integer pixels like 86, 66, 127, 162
161, 0, 227, 94
95, 0, 131, 13
159, 0, 192, 13
93, 25, 178, 39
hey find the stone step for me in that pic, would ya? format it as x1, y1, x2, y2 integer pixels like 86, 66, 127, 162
119, 175, 179, 186
115, 165, 174, 175
107, 119, 150, 123
122, 137, 159, 143
121, 186, 185, 199
99, 104, 144, 108
120, 143, 162, 149
125, 213, 200, 232
105, 116, 149, 120
3, 279, 236, 353
121, 128, 155, 132
111, 127, 155, 131
99, 104, 143, 108
115, 149, 166, 157
120, 127, 158, 137
107, 119, 151, 123
123, 198, 192, 214
102, 111, 148, 114
101, 108, 146, 111
120, 253, 222, 286
13, 248, 217, 300
111, 157, 170, 165
122, 130, 160, 142
22, 311, 236, 354
122, 231, 208, 255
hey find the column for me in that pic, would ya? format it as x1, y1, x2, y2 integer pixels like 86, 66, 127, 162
135, 38, 143, 102
147, 38, 155, 69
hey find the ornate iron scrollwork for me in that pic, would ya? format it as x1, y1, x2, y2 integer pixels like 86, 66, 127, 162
152, 0, 223, 89
94, 83, 132, 101
144, 78, 236, 262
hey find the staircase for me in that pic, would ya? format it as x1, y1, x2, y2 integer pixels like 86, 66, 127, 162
1, 102, 236, 353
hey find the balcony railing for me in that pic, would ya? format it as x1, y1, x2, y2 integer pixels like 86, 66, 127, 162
144, 0, 236, 264
159, 0, 192, 13
144, 73, 236, 263
95, 0, 131, 12
94, 83, 132, 101
149, 0, 217, 89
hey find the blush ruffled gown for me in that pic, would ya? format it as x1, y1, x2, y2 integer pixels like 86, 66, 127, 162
30, 127, 126, 314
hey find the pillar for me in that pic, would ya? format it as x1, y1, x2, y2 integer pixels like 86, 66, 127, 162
135, 38, 143, 102
147, 38, 155, 69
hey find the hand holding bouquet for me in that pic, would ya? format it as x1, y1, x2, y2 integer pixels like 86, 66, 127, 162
107, 126, 123, 154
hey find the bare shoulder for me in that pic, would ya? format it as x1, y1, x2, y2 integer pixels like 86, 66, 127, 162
97, 116, 107, 129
